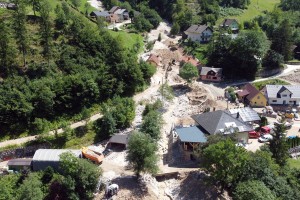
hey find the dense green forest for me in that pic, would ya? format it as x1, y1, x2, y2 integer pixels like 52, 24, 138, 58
0, 0, 154, 137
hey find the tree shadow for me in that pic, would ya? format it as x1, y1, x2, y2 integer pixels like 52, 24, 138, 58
178, 171, 225, 200
172, 84, 192, 97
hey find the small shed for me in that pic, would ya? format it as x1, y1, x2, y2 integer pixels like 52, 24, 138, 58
32, 149, 82, 171
175, 126, 207, 151
108, 134, 130, 149
7, 158, 32, 171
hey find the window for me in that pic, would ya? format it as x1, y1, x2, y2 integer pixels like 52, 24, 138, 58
282, 94, 287, 97
272, 100, 277, 102
257, 96, 260, 99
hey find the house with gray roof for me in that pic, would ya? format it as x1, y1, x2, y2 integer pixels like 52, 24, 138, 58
200, 66, 222, 82
184, 25, 213, 43
220, 19, 239, 33
228, 107, 260, 124
264, 85, 300, 106
192, 110, 253, 144
32, 149, 82, 171
115, 8, 129, 21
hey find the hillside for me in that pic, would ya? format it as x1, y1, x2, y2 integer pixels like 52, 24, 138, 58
0, 0, 147, 140
217, 0, 280, 24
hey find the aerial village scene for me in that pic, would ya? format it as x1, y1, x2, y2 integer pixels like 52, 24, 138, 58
1, 0, 300, 199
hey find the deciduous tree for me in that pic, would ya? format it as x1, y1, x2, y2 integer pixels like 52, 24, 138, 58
126, 131, 158, 176
179, 63, 199, 83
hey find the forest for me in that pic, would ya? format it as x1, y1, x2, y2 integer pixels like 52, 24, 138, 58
0, 0, 154, 137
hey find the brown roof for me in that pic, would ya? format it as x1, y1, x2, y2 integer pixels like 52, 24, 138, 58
243, 83, 261, 101
181, 56, 200, 67
147, 54, 161, 66
237, 90, 250, 97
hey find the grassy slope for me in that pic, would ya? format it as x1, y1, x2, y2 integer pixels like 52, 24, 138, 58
217, 0, 280, 24
109, 30, 143, 51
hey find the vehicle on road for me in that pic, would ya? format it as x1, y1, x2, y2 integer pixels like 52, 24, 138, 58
258, 134, 273, 143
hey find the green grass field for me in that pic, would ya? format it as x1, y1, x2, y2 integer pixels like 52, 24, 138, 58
108, 30, 144, 52
253, 79, 290, 90
217, 0, 280, 24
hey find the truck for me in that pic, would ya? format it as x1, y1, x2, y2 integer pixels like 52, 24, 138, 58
81, 147, 104, 164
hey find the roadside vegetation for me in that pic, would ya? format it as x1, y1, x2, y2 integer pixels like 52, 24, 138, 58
253, 79, 290, 90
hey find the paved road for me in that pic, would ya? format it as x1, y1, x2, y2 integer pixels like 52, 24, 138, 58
0, 114, 103, 149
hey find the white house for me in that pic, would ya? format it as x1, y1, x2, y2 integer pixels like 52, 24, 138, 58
264, 85, 300, 106
184, 25, 213, 43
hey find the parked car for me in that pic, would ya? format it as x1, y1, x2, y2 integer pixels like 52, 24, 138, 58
248, 131, 260, 139
258, 134, 273, 143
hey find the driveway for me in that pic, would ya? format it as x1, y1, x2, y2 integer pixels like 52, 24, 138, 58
107, 20, 131, 30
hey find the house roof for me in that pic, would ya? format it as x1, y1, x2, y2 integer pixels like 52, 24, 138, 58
109, 6, 120, 13
185, 25, 212, 34
220, 19, 237, 27
91, 11, 110, 17
200, 67, 222, 76
237, 90, 250, 97
228, 107, 260, 122
115, 9, 127, 15
175, 126, 207, 143
266, 85, 300, 98
181, 56, 200, 67
192, 110, 253, 135
147, 54, 161, 66
33, 149, 82, 162
243, 83, 261, 101
8, 158, 32, 166
109, 134, 130, 145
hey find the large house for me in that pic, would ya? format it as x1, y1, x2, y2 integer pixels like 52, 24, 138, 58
220, 19, 239, 33
264, 85, 300, 106
184, 25, 213, 43
192, 110, 253, 144
109, 6, 128, 22
90, 11, 120, 23
237, 83, 267, 107
200, 67, 222, 82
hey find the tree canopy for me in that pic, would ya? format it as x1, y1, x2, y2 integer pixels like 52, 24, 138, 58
126, 131, 158, 176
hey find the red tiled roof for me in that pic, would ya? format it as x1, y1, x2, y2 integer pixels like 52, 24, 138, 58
181, 56, 200, 67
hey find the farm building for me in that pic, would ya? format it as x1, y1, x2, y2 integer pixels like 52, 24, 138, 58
7, 158, 32, 171
108, 134, 130, 149
32, 149, 82, 171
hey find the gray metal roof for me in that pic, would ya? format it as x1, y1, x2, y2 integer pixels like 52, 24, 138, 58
229, 107, 260, 122
200, 67, 222, 76
109, 134, 130, 145
175, 126, 207, 143
115, 9, 127, 15
91, 11, 110, 17
192, 110, 253, 135
8, 158, 32, 166
266, 85, 300, 98
33, 149, 82, 162
185, 25, 212, 34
